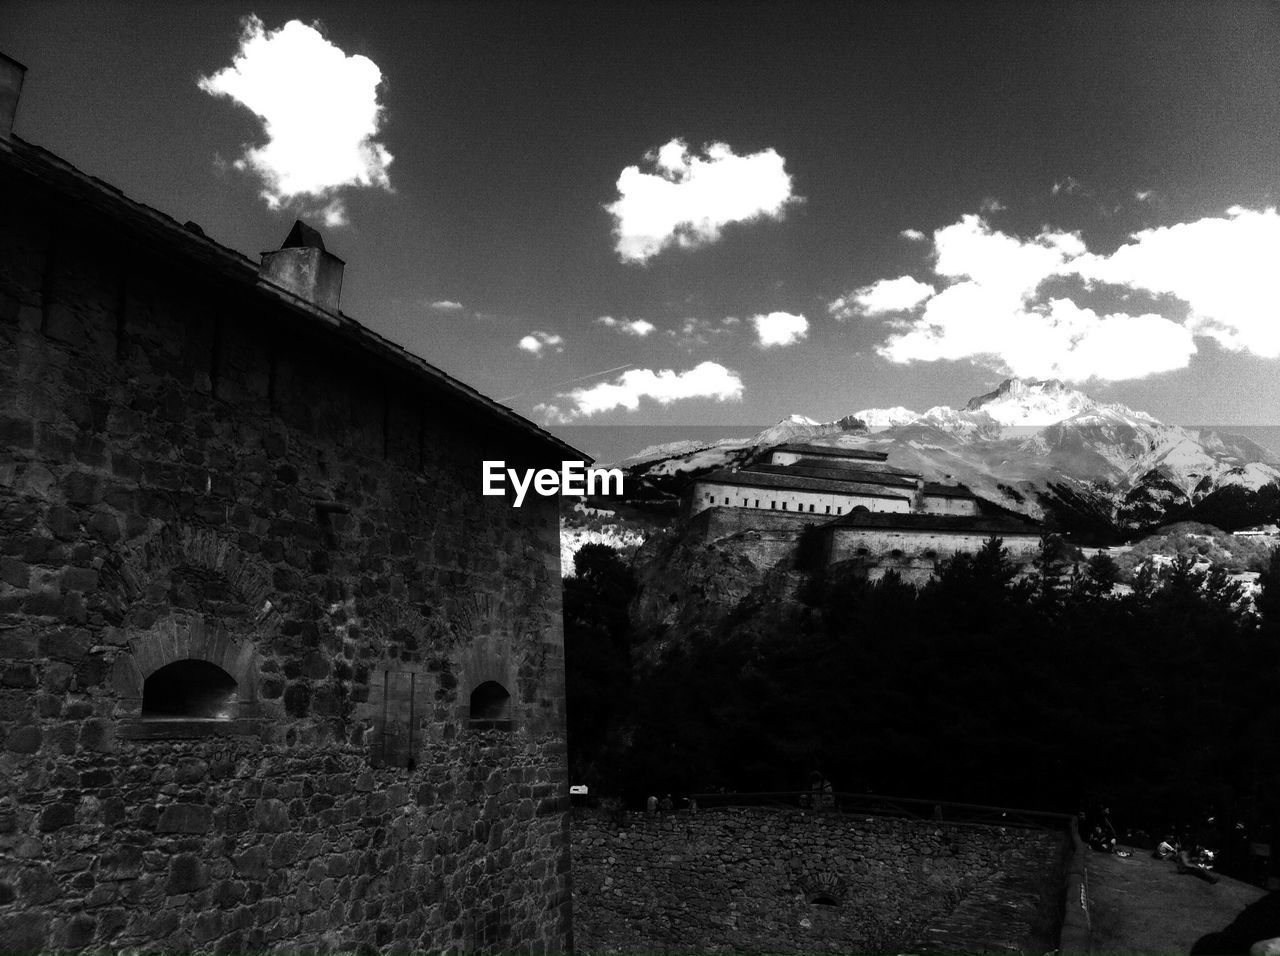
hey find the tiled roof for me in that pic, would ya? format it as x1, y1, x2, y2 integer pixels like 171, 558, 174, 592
0, 134, 584, 462
696, 468, 911, 500
920, 482, 978, 499
770, 442, 888, 461
787, 457, 920, 477
749, 463, 977, 499
825, 511, 1041, 536
749, 463, 920, 488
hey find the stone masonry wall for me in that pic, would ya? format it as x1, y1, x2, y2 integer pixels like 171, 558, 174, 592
572, 807, 1066, 954
0, 166, 572, 951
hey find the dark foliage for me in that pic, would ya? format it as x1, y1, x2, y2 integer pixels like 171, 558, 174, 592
566, 542, 1280, 841
563, 544, 637, 788
1177, 482, 1280, 532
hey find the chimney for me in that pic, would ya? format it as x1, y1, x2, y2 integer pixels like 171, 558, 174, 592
259, 220, 345, 313
0, 53, 27, 140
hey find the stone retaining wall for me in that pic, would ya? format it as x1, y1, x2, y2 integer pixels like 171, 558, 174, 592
571, 807, 1067, 954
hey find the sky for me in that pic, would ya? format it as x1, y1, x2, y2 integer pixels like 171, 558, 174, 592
9, 1, 1280, 427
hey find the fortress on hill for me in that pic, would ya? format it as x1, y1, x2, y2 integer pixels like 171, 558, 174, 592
688, 442, 1043, 576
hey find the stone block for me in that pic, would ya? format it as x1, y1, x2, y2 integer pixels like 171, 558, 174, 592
5, 723, 41, 754
254, 798, 289, 832
157, 803, 212, 834
166, 853, 209, 895
0, 556, 29, 587
0, 912, 49, 951
234, 846, 269, 881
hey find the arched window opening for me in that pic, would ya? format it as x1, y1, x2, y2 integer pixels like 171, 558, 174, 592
469, 681, 512, 731
810, 893, 839, 907
143, 659, 238, 720
852, 505, 870, 513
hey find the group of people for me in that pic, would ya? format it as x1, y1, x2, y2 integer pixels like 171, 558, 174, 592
645, 793, 697, 814
1080, 804, 1230, 884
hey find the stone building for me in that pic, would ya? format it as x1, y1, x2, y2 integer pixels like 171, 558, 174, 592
688, 441, 979, 519
0, 56, 576, 954
685, 440, 1043, 583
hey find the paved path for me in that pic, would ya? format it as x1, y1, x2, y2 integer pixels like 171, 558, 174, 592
1087, 848, 1268, 954
912, 867, 1052, 954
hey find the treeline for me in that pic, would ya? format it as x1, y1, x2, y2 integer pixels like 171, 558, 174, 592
564, 539, 1280, 833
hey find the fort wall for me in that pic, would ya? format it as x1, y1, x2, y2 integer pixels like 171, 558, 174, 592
828, 527, 1042, 564
0, 160, 572, 952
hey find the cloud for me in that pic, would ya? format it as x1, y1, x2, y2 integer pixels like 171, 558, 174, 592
596, 315, 656, 337
901, 228, 927, 242
751, 311, 809, 348
536, 361, 744, 420
864, 212, 1199, 382
607, 139, 796, 264
198, 16, 393, 218
979, 196, 1007, 214
828, 276, 935, 319
429, 300, 465, 312
518, 331, 564, 356
667, 315, 740, 349
1052, 176, 1089, 197
1073, 206, 1280, 358
877, 295, 1195, 381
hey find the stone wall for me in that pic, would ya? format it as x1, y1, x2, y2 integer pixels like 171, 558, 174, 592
0, 152, 571, 951
571, 807, 1067, 954
828, 527, 1042, 565
688, 507, 813, 571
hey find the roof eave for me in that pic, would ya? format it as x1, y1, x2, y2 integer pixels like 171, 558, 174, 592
0, 134, 587, 464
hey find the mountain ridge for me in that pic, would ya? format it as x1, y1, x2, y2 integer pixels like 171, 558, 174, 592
610, 379, 1280, 535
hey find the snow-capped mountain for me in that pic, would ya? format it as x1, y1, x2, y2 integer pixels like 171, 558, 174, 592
850, 405, 920, 428
966, 378, 1152, 426
614, 378, 1280, 533
750, 413, 860, 446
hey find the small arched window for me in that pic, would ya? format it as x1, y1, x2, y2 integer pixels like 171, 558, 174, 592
143, 659, 238, 720
469, 681, 512, 731
810, 894, 839, 907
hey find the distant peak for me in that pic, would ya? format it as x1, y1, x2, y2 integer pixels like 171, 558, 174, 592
965, 378, 1077, 411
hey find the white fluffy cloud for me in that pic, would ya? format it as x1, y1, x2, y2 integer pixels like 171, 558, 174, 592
752, 311, 809, 348
536, 361, 744, 421
1074, 207, 1280, 358
828, 276, 935, 319
199, 16, 393, 218
878, 295, 1195, 381
596, 316, 656, 337
429, 300, 465, 312
867, 212, 1207, 382
518, 331, 564, 356
607, 139, 796, 264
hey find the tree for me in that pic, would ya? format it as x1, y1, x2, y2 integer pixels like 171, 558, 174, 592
1083, 551, 1120, 597
564, 544, 637, 787
1256, 546, 1280, 634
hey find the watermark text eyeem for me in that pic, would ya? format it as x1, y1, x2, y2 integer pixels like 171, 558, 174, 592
482, 460, 624, 507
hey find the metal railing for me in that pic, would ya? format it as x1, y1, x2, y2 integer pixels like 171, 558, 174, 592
683, 790, 1074, 831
